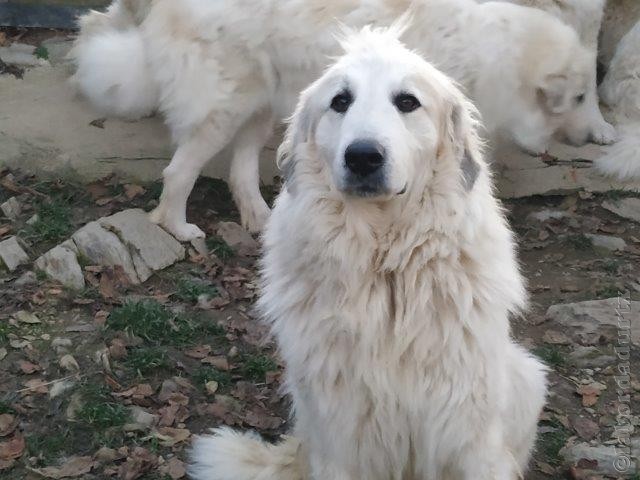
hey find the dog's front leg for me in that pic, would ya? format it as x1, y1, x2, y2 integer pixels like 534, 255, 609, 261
455, 429, 521, 480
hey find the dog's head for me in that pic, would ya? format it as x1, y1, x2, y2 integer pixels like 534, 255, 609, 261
279, 26, 483, 203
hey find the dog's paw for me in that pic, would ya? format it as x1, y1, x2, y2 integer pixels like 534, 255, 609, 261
239, 202, 271, 234
589, 120, 617, 145
166, 222, 206, 242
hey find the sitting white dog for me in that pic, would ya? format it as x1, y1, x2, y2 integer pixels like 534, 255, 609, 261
190, 27, 547, 480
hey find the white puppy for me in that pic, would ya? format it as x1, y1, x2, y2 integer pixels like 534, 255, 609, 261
189, 27, 547, 480
477, 0, 617, 146
596, 21, 640, 180
72, 0, 593, 240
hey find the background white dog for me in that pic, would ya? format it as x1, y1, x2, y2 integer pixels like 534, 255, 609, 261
189, 27, 547, 480
73, 0, 595, 240
477, 0, 617, 146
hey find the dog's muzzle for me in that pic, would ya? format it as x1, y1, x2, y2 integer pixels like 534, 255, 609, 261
343, 140, 387, 196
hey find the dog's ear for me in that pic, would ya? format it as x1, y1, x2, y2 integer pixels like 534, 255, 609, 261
538, 75, 570, 114
277, 90, 317, 191
441, 99, 481, 191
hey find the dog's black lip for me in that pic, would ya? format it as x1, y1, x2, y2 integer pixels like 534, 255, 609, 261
397, 184, 407, 195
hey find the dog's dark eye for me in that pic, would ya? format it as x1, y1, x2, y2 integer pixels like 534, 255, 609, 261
394, 93, 421, 113
575, 93, 585, 104
330, 91, 353, 113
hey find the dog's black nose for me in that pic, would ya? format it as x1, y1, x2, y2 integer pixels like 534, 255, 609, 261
345, 140, 385, 176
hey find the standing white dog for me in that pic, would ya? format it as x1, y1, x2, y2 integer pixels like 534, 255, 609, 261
597, 21, 640, 180
477, 0, 617, 146
190, 27, 547, 480
73, 0, 594, 240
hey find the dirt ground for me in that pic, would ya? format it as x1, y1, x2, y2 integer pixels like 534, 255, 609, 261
0, 165, 638, 480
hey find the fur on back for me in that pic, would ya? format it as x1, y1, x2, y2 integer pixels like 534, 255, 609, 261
597, 21, 640, 180
190, 27, 547, 480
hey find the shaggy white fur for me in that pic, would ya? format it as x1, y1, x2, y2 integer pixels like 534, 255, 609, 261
597, 21, 640, 180
72, 0, 594, 240
477, 0, 617, 146
189, 27, 547, 480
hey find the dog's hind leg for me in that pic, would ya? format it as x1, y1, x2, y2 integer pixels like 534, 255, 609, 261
150, 118, 242, 241
229, 109, 275, 233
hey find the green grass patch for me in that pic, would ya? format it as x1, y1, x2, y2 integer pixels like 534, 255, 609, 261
193, 367, 232, 390
603, 259, 620, 274
107, 300, 200, 346
596, 285, 624, 299
0, 400, 15, 414
534, 345, 565, 368
206, 236, 234, 260
176, 277, 218, 303
34, 45, 49, 60
23, 197, 73, 245
241, 354, 277, 382
27, 430, 69, 463
125, 347, 169, 376
537, 419, 570, 465
0, 321, 14, 342
565, 234, 593, 251
77, 383, 129, 429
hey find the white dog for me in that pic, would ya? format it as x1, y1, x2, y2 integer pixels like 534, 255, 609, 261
597, 21, 640, 180
73, 0, 593, 240
189, 27, 547, 480
477, 0, 617, 146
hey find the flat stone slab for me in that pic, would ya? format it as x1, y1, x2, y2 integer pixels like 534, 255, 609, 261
1, 196, 21, 220
0, 43, 48, 68
0, 236, 29, 271
562, 440, 640, 477
492, 141, 640, 198
585, 233, 627, 251
34, 239, 84, 290
602, 197, 640, 223
98, 209, 184, 279
546, 298, 640, 346
36, 209, 185, 288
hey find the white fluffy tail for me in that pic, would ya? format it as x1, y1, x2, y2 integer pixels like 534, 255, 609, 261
189, 428, 304, 480
70, 7, 158, 119
595, 123, 640, 180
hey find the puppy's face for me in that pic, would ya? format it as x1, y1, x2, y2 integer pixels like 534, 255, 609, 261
313, 59, 441, 198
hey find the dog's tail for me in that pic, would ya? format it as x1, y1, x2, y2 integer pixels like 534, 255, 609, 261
70, 0, 158, 119
189, 428, 305, 480
595, 123, 640, 180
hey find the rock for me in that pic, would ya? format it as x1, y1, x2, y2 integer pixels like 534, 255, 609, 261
0, 43, 48, 68
570, 416, 600, 441
0, 197, 21, 220
568, 346, 616, 369
205, 381, 219, 396
216, 222, 258, 254
547, 298, 640, 346
49, 380, 74, 399
59, 354, 80, 371
35, 239, 85, 290
14, 271, 36, 286
562, 440, 640, 477
26, 214, 39, 226
585, 234, 626, 252
602, 198, 640, 223
98, 209, 184, 281
127, 406, 158, 429
527, 209, 567, 222
51, 337, 73, 354
72, 221, 140, 283
0, 236, 28, 271
542, 329, 572, 345
14, 311, 40, 324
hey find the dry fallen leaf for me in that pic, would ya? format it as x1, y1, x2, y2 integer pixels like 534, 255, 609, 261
124, 184, 146, 200
0, 434, 25, 461
159, 457, 186, 479
29, 456, 96, 479
23, 378, 49, 395
0, 415, 18, 437
576, 383, 606, 407
153, 427, 191, 447
17, 360, 40, 374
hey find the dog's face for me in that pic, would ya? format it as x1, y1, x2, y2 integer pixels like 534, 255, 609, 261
280, 30, 480, 202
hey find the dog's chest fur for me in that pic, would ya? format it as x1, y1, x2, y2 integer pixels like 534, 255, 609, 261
260, 189, 521, 477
